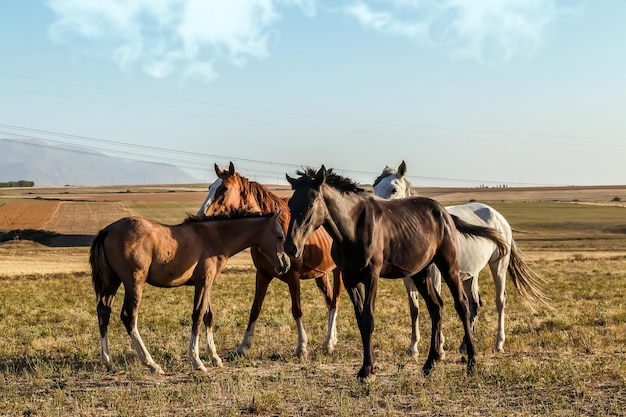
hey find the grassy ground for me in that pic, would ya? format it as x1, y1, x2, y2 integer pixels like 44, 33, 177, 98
0, 255, 624, 416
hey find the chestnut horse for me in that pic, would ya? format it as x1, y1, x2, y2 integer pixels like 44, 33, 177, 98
285, 166, 508, 378
374, 161, 550, 355
197, 162, 342, 357
90, 211, 289, 374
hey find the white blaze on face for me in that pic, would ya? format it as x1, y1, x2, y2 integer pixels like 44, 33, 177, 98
374, 176, 400, 199
197, 178, 223, 215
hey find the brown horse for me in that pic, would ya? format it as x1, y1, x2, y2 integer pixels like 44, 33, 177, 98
197, 162, 342, 357
90, 210, 289, 374
285, 166, 508, 378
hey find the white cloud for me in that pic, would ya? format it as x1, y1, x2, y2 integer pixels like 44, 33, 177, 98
46, 0, 316, 80
344, 0, 567, 63
45, 0, 568, 81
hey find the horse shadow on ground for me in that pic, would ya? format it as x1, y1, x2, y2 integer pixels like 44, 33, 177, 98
0, 229, 94, 247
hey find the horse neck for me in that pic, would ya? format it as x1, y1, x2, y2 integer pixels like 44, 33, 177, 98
208, 216, 270, 257
320, 184, 361, 243
403, 179, 417, 198
245, 181, 287, 213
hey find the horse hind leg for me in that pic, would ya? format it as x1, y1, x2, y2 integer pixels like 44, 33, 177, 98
490, 255, 509, 352
411, 271, 444, 377
402, 276, 421, 357
459, 276, 480, 354
120, 282, 164, 374
434, 246, 476, 375
97, 279, 121, 372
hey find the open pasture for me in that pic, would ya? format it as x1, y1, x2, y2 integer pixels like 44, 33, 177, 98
0, 184, 625, 416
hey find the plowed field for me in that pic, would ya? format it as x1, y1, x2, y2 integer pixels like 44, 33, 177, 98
0, 200, 60, 231
44, 201, 134, 234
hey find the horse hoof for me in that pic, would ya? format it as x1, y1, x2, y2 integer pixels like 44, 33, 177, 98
211, 357, 224, 367
150, 364, 165, 375
422, 358, 437, 377
405, 347, 418, 357
357, 365, 375, 380
466, 358, 476, 375
235, 346, 249, 356
422, 365, 435, 377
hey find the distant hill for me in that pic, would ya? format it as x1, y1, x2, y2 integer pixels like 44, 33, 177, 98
0, 139, 201, 186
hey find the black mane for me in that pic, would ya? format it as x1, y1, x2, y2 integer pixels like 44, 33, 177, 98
296, 167, 365, 194
184, 209, 275, 223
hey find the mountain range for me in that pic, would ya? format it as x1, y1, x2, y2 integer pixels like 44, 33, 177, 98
0, 139, 201, 186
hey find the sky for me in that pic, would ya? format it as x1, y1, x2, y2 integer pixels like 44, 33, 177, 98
1, 1, 624, 187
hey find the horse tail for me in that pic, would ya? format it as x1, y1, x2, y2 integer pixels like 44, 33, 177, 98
89, 227, 114, 300
450, 214, 508, 258
507, 239, 552, 311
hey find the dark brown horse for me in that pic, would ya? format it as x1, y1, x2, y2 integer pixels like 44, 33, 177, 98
90, 210, 289, 374
285, 166, 508, 378
197, 162, 342, 357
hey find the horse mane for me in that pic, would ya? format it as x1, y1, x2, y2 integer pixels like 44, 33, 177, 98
236, 174, 288, 212
184, 210, 275, 223
296, 167, 365, 194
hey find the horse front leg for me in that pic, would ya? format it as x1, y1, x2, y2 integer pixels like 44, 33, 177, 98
412, 272, 444, 377
315, 269, 342, 354
286, 273, 308, 358
346, 275, 378, 380
120, 282, 164, 374
236, 270, 272, 356
203, 300, 223, 367
189, 275, 217, 373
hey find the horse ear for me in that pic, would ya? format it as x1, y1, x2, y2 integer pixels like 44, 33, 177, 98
214, 163, 222, 176
286, 174, 297, 189
398, 160, 407, 178
314, 165, 327, 187
228, 161, 235, 175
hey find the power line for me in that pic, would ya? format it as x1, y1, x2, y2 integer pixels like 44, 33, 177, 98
0, 123, 559, 187
1, 71, 622, 144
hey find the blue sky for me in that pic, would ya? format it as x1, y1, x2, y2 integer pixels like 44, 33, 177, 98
1, 1, 624, 187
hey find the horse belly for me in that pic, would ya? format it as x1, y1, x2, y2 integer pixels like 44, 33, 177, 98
147, 263, 197, 288
457, 234, 495, 275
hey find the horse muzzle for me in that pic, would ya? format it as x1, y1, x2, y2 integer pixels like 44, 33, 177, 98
284, 240, 302, 259
275, 254, 291, 274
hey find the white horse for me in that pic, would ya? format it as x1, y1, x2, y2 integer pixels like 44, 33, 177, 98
374, 161, 549, 355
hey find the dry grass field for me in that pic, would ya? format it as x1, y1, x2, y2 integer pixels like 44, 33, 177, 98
0, 183, 625, 416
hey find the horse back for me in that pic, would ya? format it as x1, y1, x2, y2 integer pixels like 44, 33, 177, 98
351, 196, 452, 278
